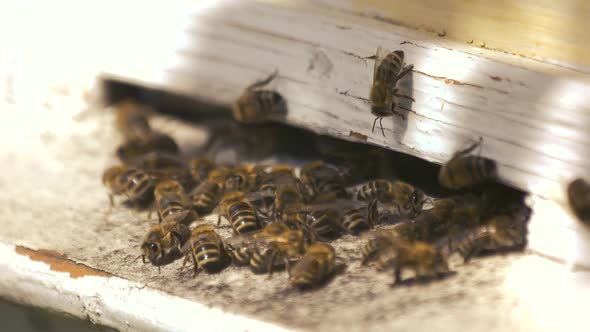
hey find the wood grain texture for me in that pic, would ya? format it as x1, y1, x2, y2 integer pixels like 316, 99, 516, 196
322, 0, 590, 72
101, 0, 590, 200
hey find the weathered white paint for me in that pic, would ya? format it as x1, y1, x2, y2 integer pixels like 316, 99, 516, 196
0, 243, 289, 332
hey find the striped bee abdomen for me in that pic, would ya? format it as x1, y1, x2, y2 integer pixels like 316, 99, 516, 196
342, 208, 371, 235
228, 201, 261, 234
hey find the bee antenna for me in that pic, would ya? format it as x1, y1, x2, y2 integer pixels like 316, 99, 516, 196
132, 254, 144, 264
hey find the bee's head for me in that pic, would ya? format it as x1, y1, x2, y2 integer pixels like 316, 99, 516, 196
141, 239, 161, 265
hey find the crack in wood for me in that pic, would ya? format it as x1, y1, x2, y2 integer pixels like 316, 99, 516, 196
413, 70, 485, 89
15, 245, 114, 279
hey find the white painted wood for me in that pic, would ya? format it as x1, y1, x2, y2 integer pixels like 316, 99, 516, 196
0, 243, 288, 332
101, 0, 590, 201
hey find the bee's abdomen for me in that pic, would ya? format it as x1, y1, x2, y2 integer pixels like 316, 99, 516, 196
249, 247, 279, 274
357, 179, 393, 202
191, 182, 221, 215
307, 211, 338, 237
228, 202, 260, 234
161, 205, 185, 220
440, 157, 497, 189
125, 170, 155, 199
229, 247, 251, 266
194, 241, 224, 272
342, 209, 370, 234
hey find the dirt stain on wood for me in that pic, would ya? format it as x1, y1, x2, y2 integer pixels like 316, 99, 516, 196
349, 131, 368, 142
15, 246, 113, 279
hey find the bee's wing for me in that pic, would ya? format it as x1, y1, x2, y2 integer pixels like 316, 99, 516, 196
373, 46, 390, 81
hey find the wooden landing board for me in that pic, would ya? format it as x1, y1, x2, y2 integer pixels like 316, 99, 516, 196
0, 105, 589, 331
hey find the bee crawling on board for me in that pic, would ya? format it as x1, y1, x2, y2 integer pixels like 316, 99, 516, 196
140, 221, 191, 268
153, 180, 195, 224
218, 191, 262, 234
436, 208, 529, 262
341, 199, 378, 235
233, 70, 287, 124
369, 47, 415, 136
362, 231, 450, 285
116, 131, 180, 165
356, 179, 426, 218
289, 243, 338, 289
188, 157, 216, 186
114, 99, 152, 141
190, 180, 223, 216
438, 137, 498, 190
224, 223, 306, 274
102, 166, 157, 209
180, 225, 230, 276
300, 161, 348, 202
567, 178, 590, 224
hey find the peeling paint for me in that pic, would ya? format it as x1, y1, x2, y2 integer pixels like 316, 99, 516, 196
349, 130, 368, 142
15, 246, 113, 279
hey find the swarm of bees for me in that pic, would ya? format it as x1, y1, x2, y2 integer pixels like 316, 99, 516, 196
103, 89, 532, 289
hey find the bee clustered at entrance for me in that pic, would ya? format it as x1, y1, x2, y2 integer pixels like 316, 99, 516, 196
101, 92, 531, 289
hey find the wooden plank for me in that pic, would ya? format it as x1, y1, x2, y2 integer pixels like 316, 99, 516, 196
316, 0, 590, 72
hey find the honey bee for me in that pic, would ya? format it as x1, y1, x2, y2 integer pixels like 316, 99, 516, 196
567, 178, 590, 224
300, 161, 347, 202
181, 225, 229, 276
256, 165, 302, 194
159, 168, 196, 192
102, 166, 157, 207
245, 191, 276, 226
219, 192, 262, 234
362, 232, 449, 284
140, 221, 191, 267
342, 199, 378, 235
438, 138, 498, 189
188, 158, 216, 185
408, 198, 457, 242
208, 165, 260, 193
439, 211, 528, 262
289, 243, 336, 289
225, 223, 305, 274
116, 132, 180, 165
274, 185, 306, 221
356, 179, 425, 217
233, 70, 287, 124
369, 47, 414, 136
189, 180, 223, 216
114, 99, 152, 140
281, 203, 344, 240
154, 180, 195, 224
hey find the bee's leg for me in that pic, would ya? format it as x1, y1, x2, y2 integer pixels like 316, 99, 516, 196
367, 199, 378, 228
391, 267, 402, 287
379, 117, 385, 136
108, 194, 114, 213
247, 69, 279, 90
217, 214, 222, 226
372, 117, 379, 133
191, 247, 201, 278
462, 241, 483, 263
266, 249, 279, 279
396, 64, 414, 81
392, 88, 415, 102
158, 266, 161, 274
180, 255, 189, 272
455, 136, 483, 158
